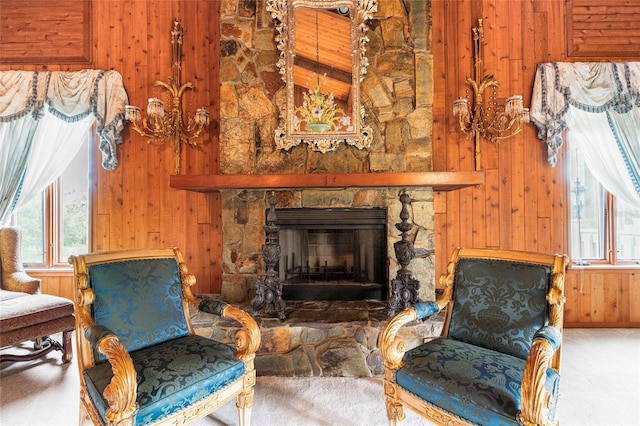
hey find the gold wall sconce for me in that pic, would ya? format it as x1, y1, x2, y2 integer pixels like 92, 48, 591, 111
453, 19, 530, 171
125, 20, 210, 174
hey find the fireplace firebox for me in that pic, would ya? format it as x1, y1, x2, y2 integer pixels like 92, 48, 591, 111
273, 208, 388, 301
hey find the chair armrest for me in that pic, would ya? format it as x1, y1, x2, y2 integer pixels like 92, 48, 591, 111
413, 301, 441, 320
3, 271, 41, 294
85, 325, 117, 346
198, 298, 261, 361
378, 301, 441, 370
519, 325, 562, 425
198, 298, 229, 316
84, 325, 138, 423
533, 325, 562, 351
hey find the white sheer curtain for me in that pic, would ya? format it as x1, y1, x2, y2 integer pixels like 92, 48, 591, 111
565, 106, 640, 207
0, 115, 37, 222
0, 70, 128, 224
530, 62, 640, 208
18, 113, 95, 205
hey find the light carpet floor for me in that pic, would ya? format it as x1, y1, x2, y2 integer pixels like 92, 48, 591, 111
1, 328, 639, 426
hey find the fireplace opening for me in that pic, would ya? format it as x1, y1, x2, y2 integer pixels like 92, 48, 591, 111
273, 208, 388, 301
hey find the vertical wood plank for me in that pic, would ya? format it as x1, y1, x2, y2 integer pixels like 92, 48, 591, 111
537, 217, 551, 254
590, 274, 605, 323
459, 188, 474, 248
434, 191, 448, 279
616, 275, 630, 323
629, 274, 640, 322
603, 274, 620, 323
472, 184, 486, 248
576, 272, 593, 323
446, 190, 461, 254
563, 273, 579, 324
485, 169, 500, 248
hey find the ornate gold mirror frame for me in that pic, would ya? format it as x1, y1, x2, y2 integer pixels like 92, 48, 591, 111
267, 0, 377, 153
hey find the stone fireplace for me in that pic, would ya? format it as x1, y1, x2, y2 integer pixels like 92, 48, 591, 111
218, 1, 436, 306
220, 188, 435, 305
178, 1, 478, 376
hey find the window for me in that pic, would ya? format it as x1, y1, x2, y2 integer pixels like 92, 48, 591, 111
569, 143, 640, 265
11, 137, 90, 267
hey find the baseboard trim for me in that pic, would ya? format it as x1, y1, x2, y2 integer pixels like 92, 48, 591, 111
565, 322, 640, 328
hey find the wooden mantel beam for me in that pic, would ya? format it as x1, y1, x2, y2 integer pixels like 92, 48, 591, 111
169, 172, 484, 192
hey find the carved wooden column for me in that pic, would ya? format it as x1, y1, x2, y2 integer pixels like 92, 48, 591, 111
251, 195, 286, 319
387, 193, 421, 317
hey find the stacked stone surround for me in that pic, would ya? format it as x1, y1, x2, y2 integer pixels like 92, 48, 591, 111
219, 0, 435, 303
220, 187, 435, 304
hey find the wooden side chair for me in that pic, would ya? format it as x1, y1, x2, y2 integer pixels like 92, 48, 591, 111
379, 247, 569, 425
69, 248, 260, 425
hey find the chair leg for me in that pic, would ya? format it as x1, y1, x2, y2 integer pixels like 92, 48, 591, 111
79, 402, 91, 426
236, 387, 254, 426
62, 330, 73, 363
385, 397, 405, 426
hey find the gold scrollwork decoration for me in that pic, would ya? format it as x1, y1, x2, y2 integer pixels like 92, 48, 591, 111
223, 304, 262, 359
98, 336, 138, 424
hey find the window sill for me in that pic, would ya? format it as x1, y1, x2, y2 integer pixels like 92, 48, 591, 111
25, 267, 74, 277
569, 264, 640, 273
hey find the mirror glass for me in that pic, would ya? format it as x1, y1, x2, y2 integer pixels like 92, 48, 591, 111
267, 0, 377, 153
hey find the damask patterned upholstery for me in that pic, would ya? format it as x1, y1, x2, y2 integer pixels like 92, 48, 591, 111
84, 335, 245, 425
397, 338, 559, 425
87, 258, 190, 361
379, 248, 569, 426
70, 248, 261, 426
448, 258, 550, 360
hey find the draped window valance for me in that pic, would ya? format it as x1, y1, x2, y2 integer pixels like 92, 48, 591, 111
0, 69, 128, 170
530, 62, 640, 206
0, 70, 128, 224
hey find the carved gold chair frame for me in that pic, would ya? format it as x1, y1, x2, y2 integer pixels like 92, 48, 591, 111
379, 247, 569, 426
70, 248, 261, 425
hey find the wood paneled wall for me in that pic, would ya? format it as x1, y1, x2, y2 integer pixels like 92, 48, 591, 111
432, 0, 640, 327
564, 269, 640, 327
1, 0, 222, 295
2, 0, 638, 326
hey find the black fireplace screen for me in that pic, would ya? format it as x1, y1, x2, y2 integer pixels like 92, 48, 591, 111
273, 208, 387, 301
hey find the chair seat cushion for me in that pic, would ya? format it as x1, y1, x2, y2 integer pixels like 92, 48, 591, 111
0, 292, 74, 332
84, 334, 245, 425
396, 337, 559, 426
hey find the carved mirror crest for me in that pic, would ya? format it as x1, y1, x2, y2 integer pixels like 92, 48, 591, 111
267, 0, 378, 153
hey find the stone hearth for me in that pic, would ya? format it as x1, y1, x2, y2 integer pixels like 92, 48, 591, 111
191, 299, 444, 377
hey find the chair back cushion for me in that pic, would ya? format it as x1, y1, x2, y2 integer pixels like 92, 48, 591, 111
447, 258, 550, 359
87, 257, 190, 360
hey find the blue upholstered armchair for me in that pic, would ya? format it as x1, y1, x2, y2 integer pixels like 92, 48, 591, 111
379, 248, 569, 426
69, 248, 261, 426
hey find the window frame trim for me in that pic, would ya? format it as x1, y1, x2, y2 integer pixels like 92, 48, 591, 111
568, 154, 640, 268
16, 133, 93, 269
